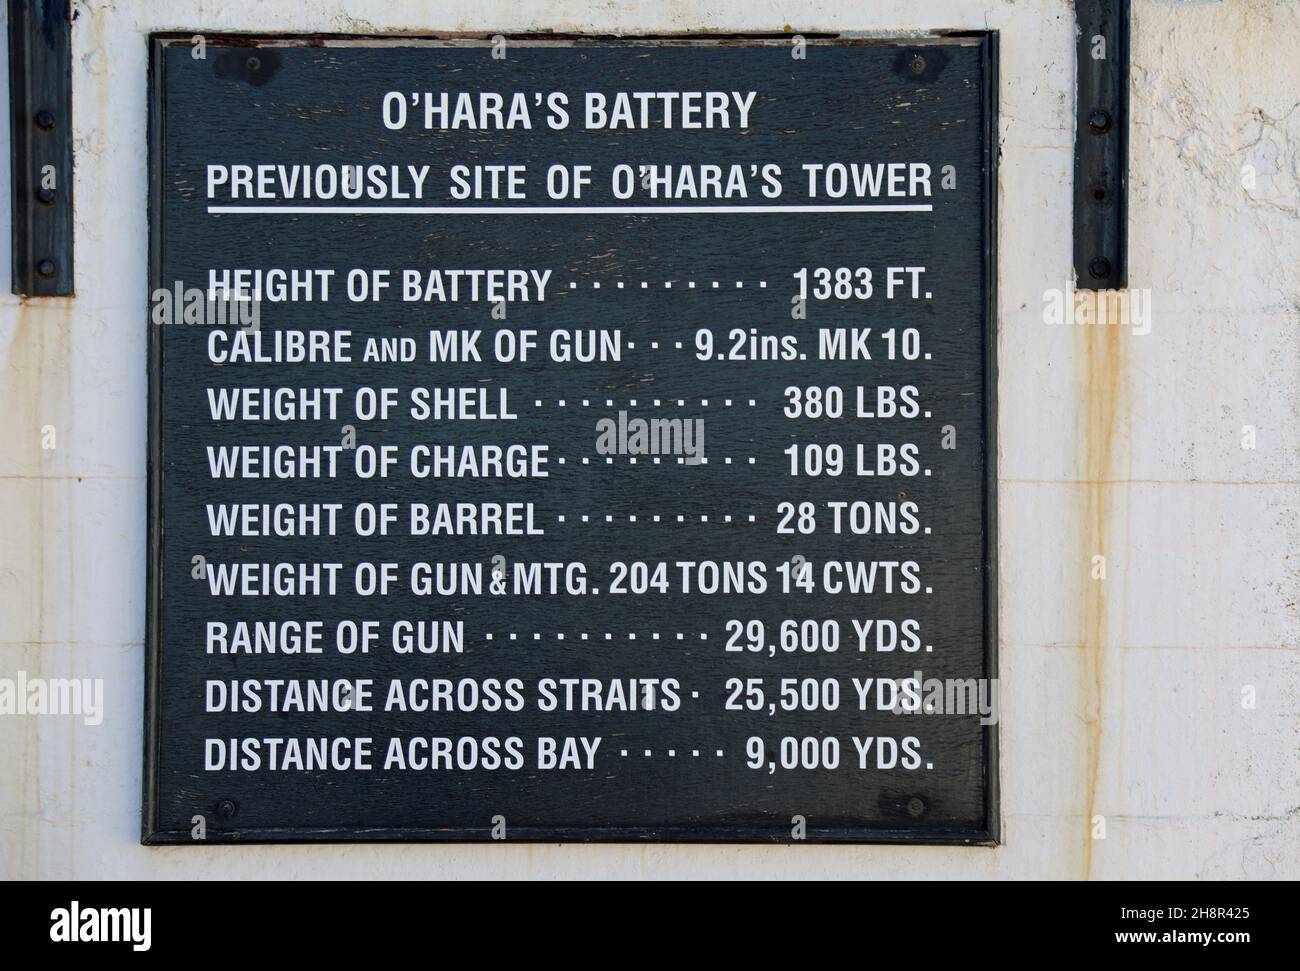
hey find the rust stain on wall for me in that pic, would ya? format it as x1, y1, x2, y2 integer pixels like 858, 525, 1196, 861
1075, 290, 1130, 880
0, 297, 74, 878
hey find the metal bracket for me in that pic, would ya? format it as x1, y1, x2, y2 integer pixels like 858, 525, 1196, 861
1073, 0, 1129, 290
8, 0, 73, 296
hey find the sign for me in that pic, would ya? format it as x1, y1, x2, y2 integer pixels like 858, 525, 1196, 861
145, 35, 998, 843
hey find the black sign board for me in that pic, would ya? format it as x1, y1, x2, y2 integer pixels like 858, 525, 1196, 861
145, 35, 998, 844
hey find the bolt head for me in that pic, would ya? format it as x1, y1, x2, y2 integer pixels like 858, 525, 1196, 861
1088, 110, 1112, 133
216, 798, 238, 820
36, 187, 55, 204
906, 796, 926, 818
909, 54, 926, 76
34, 109, 55, 130
1089, 257, 1112, 280
36, 259, 56, 279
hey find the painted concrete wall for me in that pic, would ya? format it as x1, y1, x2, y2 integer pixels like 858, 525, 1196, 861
1, 0, 1296, 879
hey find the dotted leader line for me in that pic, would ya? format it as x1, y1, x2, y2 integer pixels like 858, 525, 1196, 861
534, 398, 757, 407
569, 280, 767, 290
485, 632, 710, 642
557, 514, 758, 524
552, 456, 757, 466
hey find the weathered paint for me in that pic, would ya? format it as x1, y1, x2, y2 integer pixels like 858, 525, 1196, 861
0, 296, 72, 878
1, 0, 1298, 879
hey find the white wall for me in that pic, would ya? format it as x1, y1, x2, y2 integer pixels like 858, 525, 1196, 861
1, 0, 1297, 879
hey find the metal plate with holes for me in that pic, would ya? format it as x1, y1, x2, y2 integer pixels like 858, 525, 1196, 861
1073, 0, 1129, 289
144, 35, 998, 844
8, 0, 74, 296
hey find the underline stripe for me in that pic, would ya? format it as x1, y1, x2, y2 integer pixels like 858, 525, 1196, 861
206, 204, 934, 215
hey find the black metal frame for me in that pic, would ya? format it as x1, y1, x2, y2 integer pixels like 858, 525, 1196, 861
7, 0, 73, 296
143, 32, 1000, 846
1073, 0, 1129, 290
